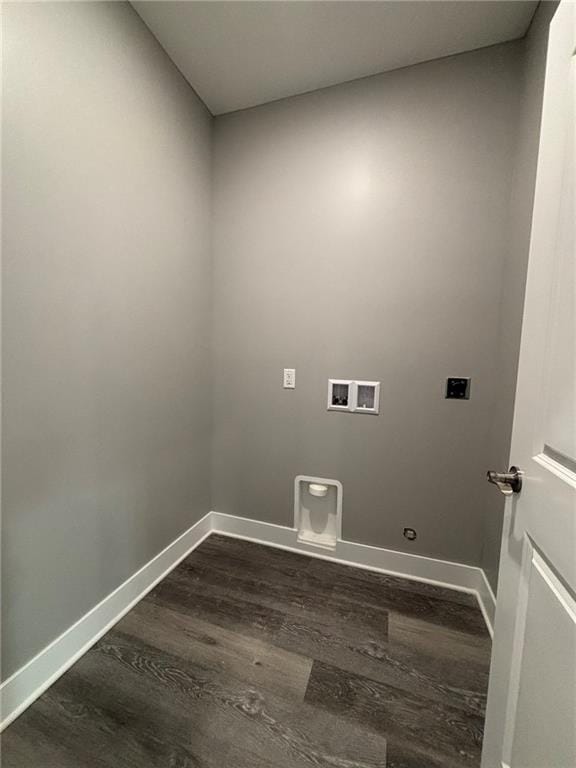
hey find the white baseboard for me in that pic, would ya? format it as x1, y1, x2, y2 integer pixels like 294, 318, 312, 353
211, 511, 496, 636
476, 568, 497, 636
0, 511, 212, 732
1, 508, 496, 731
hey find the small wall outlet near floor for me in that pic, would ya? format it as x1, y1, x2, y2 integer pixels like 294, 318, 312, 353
403, 527, 417, 541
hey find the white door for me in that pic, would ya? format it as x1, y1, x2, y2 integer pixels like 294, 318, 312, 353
481, 2, 575, 767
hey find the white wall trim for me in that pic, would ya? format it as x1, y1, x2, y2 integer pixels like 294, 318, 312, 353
1, 509, 496, 732
0, 511, 213, 732
476, 567, 497, 637
211, 511, 496, 636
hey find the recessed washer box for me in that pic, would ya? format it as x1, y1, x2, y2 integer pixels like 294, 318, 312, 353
327, 379, 380, 414
327, 379, 353, 411
354, 381, 380, 414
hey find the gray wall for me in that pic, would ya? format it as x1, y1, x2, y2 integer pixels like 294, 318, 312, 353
2, 2, 212, 678
212, 43, 524, 567
481, 1, 557, 592
2, 1, 550, 681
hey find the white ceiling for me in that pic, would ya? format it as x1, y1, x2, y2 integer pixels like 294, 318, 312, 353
133, 1, 538, 115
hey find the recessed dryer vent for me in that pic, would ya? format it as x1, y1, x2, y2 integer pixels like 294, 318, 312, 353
294, 475, 342, 550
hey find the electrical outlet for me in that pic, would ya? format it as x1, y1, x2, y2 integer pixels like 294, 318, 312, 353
283, 368, 296, 389
446, 377, 471, 400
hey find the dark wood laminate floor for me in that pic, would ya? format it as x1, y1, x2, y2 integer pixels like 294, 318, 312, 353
1, 535, 492, 768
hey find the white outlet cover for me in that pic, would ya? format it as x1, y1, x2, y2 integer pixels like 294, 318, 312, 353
283, 368, 296, 388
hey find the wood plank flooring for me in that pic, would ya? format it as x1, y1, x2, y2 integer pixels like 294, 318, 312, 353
1, 534, 492, 768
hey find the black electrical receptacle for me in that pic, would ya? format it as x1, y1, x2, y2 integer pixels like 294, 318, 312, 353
446, 377, 471, 400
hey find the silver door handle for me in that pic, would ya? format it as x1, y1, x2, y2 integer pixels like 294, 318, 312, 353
486, 466, 523, 496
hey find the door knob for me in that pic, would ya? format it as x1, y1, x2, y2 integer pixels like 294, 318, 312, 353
487, 466, 523, 496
